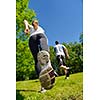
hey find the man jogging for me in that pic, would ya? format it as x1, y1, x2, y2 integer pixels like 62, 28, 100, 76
54, 41, 70, 79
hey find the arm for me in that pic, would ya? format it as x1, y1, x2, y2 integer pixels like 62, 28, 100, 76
24, 20, 33, 34
54, 47, 56, 53
24, 20, 29, 34
63, 45, 70, 59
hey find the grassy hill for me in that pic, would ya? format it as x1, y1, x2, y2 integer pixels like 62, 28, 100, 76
16, 72, 83, 100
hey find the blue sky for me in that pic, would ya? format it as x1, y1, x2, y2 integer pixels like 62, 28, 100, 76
29, 0, 83, 46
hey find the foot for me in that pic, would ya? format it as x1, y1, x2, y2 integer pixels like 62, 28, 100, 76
60, 65, 67, 70
65, 77, 69, 79
66, 67, 69, 69
41, 87, 47, 93
67, 77, 69, 79
54, 71, 59, 76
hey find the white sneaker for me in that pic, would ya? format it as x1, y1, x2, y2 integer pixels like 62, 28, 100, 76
41, 87, 47, 93
54, 71, 59, 76
65, 77, 69, 79
67, 77, 69, 79
66, 67, 69, 69
60, 65, 67, 70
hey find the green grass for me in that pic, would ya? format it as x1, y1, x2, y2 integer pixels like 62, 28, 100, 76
16, 72, 83, 100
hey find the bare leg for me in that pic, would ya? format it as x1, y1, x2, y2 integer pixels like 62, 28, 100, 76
65, 68, 70, 79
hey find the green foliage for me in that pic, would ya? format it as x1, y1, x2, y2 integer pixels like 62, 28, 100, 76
16, 72, 83, 100
16, 0, 36, 33
16, 0, 37, 81
16, 39, 37, 81
49, 46, 58, 71
79, 33, 83, 44
66, 42, 83, 74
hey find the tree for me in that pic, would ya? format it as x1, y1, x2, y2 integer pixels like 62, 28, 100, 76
79, 33, 83, 44
16, 0, 37, 81
16, 0, 36, 33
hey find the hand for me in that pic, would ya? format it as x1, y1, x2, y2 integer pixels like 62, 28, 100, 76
24, 20, 28, 24
68, 55, 70, 59
66, 55, 70, 59
24, 29, 29, 34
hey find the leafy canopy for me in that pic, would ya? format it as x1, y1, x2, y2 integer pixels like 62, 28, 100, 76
16, 0, 36, 33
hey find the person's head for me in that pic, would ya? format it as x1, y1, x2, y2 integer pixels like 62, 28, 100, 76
55, 41, 59, 45
32, 19, 39, 29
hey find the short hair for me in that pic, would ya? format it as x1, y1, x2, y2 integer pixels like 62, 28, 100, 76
32, 19, 39, 26
55, 41, 59, 45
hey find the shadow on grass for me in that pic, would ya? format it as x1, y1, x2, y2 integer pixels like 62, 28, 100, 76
16, 89, 38, 92
16, 89, 40, 100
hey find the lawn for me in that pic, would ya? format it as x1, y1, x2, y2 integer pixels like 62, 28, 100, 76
16, 72, 83, 100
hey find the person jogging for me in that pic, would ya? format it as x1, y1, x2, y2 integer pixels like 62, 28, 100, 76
54, 41, 70, 79
24, 19, 49, 77
24, 19, 50, 92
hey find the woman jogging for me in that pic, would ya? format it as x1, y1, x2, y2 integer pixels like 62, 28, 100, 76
24, 19, 49, 77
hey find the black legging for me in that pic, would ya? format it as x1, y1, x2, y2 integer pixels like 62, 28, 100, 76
56, 55, 66, 66
57, 55, 70, 77
29, 33, 49, 76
